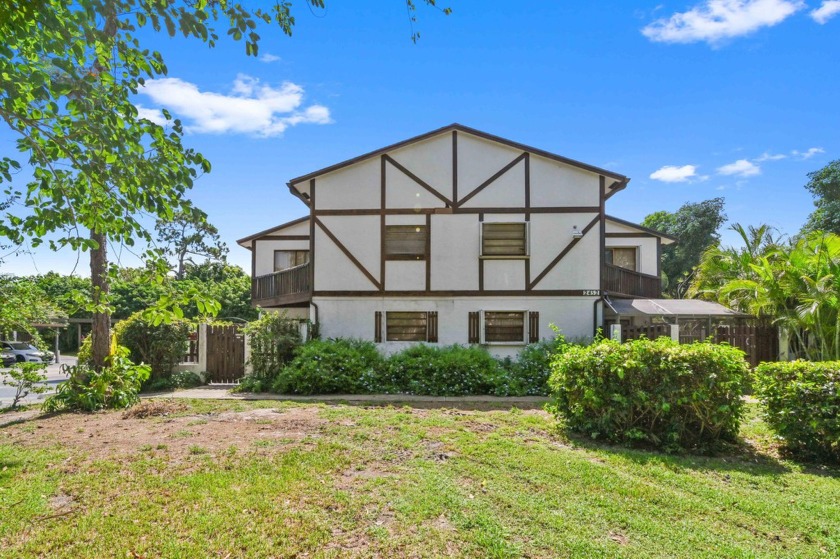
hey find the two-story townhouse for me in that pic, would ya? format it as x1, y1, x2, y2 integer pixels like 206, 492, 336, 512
237, 124, 676, 356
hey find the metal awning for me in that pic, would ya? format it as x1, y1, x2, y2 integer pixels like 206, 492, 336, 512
604, 298, 747, 318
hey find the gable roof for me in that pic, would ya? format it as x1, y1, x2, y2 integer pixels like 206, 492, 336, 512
236, 216, 309, 248
606, 215, 677, 243
287, 123, 629, 189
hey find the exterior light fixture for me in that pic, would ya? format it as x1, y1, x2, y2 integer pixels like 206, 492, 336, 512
572, 225, 583, 239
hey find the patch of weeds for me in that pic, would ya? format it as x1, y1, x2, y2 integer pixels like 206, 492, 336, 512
186, 419, 208, 427
155, 444, 168, 450
172, 430, 193, 439
138, 444, 153, 452
253, 440, 272, 448
188, 445, 208, 455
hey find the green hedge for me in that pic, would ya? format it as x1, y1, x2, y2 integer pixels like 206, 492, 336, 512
754, 361, 840, 462
549, 337, 749, 451
379, 344, 504, 396
271, 339, 385, 395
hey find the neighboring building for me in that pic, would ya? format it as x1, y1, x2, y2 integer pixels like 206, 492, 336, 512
237, 124, 675, 356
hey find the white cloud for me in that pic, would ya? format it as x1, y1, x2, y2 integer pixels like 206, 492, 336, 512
755, 152, 787, 162
650, 164, 700, 183
717, 159, 761, 177
138, 74, 331, 137
811, 1, 840, 23
792, 147, 825, 159
135, 105, 167, 126
259, 53, 281, 63
641, 0, 804, 45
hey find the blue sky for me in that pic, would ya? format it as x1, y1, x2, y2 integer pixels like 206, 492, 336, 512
3, 0, 839, 276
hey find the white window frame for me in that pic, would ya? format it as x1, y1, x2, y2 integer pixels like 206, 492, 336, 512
480, 310, 528, 345
479, 221, 530, 259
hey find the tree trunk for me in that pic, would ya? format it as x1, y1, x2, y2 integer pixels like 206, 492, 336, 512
90, 230, 110, 370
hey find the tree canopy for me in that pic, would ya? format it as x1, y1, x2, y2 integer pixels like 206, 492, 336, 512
642, 197, 727, 298
802, 159, 840, 235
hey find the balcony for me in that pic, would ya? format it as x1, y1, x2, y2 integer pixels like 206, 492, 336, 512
603, 263, 661, 298
252, 262, 312, 307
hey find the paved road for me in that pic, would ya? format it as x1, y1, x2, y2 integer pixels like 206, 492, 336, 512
0, 356, 77, 407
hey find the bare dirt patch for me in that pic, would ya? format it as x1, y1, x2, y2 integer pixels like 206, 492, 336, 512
1, 405, 326, 464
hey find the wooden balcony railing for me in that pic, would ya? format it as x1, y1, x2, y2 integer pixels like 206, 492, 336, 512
252, 262, 312, 306
603, 263, 661, 298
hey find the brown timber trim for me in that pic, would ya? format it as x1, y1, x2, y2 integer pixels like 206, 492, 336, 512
384, 154, 452, 206
525, 154, 531, 289
656, 237, 662, 278
312, 206, 599, 216
256, 235, 310, 241
250, 241, 256, 299
456, 152, 526, 208
452, 130, 458, 205
314, 216, 382, 290
528, 215, 600, 290
374, 311, 382, 343
425, 213, 432, 291
468, 311, 480, 344
287, 123, 627, 187
478, 213, 484, 291
599, 176, 606, 305
309, 180, 316, 292
604, 178, 629, 200
528, 311, 540, 343
428, 311, 439, 343
253, 292, 313, 308
313, 289, 601, 297
237, 215, 310, 245
380, 155, 386, 291
605, 232, 658, 238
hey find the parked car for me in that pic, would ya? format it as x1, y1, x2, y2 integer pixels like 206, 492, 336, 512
1, 350, 15, 367
0, 341, 54, 363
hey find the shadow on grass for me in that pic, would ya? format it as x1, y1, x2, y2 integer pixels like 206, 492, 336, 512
557, 429, 840, 479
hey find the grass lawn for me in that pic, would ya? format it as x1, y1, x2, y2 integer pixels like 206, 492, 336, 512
1, 399, 838, 558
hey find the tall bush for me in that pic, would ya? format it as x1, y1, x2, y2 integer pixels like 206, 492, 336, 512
381, 344, 503, 396
44, 346, 150, 412
272, 339, 384, 395
244, 312, 304, 384
497, 336, 571, 396
113, 311, 191, 384
754, 361, 840, 462
549, 337, 749, 451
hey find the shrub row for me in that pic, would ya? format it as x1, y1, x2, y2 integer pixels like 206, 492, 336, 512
241, 337, 568, 397
754, 361, 840, 462
549, 337, 749, 452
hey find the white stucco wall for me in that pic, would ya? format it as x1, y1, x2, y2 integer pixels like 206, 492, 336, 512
311, 295, 598, 358
606, 236, 659, 277
254, 239, 310, 276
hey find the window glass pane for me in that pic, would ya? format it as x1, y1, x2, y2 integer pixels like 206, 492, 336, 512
386, 312, 428, 341
610, 248, 637, 271
385, 225, 427, 260
482, 223, 527, 256
484, 311, 525, 343
274, 250, 309, 271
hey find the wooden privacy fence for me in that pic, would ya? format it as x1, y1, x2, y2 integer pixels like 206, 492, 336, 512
206, 325, 245, 383
621, 322, 778, 367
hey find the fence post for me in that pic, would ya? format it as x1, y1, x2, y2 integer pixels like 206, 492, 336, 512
778, 329, 789, 362
669, 324, 680, 342
243, 331, 253, 376
609, 324, 621, 341
197, 324, 208, 377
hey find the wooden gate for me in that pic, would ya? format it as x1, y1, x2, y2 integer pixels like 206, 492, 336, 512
714, 324, 778, 368
622, 324, 670, 342
206, 325, 245, 383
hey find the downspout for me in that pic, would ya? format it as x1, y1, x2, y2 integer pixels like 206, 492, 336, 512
593, 296, 603, 339
310, 301, 319, 340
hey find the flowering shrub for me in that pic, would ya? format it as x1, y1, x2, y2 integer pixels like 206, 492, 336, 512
549, 337, 749, 452
754, 361, 840, 462
496, 336, 571, 396
381, 344, 504, 396
271, 339, 385, 395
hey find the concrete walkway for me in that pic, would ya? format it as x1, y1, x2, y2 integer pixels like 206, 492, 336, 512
143, 385, 550, 406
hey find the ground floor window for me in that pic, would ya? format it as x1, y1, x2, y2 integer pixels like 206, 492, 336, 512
483, 311, 526, 343
375, 311, 438, 342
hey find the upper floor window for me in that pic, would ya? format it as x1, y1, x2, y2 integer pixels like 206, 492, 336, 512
274, 250, 309, 272
385, 225, 427, 260
605, 247, 637, 271
481, 222, 528, 257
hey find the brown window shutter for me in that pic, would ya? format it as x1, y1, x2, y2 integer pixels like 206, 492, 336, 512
428, 311, 438, 343
529, 311, 540, 343
468, 312, 480, 344
374, 311, 382, 343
